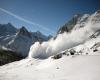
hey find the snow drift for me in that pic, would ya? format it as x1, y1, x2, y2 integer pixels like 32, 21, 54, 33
28, 11, 100, 59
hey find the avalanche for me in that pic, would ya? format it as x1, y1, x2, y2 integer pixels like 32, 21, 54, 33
28, 11, 100, 59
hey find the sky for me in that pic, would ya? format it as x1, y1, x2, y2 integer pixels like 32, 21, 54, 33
0, 0, 100, 35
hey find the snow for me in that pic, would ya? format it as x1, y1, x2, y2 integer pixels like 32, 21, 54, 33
0, 11, 100, 80
1, 36, 100, 80
0, 54, 100, 80
28, 11, 100, 59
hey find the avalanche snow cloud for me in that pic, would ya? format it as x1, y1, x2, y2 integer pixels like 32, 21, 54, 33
28, 11, 100, 59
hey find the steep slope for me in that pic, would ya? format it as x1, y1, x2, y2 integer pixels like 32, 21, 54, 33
58, 10, 100, 34
6, 27, 49, 57
6, 26, 33, 57
52, 34, 100, 60
28, 10, 100, 59
57, 14, 90, 34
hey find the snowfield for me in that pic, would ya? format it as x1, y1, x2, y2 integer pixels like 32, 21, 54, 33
0, 36, 100, 80
0, 55, 100, 80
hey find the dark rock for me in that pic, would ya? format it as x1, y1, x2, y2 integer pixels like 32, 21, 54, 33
52, 54, 62, 59
93, 49, 98, 52
0, 49, 23, 66
69, 49, 76, 55
86, 53, 88, 55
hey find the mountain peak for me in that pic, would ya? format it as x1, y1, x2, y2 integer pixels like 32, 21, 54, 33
57, 13, 91, 34
35, 31, 42, 35
7, 23, 13, 26
73, 14, 83, 18
0, 23, 17, 36
57, 14, 83, 34
16, 26, 31, 38
95, 10, 100, 14
21, 26, 27, 29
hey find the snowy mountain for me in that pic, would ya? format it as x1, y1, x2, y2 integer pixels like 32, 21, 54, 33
0, 35, 100, 80
0, 23, 50, 57
58, 10, 100, 34
0, 11, 100, 80
0, 23, 17, 36
0, 23, 17, 46
28, 10, 100, 59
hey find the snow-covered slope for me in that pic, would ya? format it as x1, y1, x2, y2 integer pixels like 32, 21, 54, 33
0, 32, 100, 80
0, 52, 100, 80
57, 14, 89, 34
58, 10, 100, 34
0, 24, 50, 57
28, 10, 100, 59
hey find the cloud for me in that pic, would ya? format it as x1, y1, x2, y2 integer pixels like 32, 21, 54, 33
28, 28, 90, 59
0, 8, 54, 34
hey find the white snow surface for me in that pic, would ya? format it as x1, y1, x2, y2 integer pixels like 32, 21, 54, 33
0, 36, 100, 80
0, 55, 100, 80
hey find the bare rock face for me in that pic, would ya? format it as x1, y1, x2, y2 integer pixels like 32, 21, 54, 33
16, 26, 32, 38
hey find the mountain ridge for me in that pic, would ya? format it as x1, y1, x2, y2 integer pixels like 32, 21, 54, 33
0, 23, 50, 57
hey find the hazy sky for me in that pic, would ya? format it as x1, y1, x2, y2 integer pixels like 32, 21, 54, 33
0, 0, 100, 35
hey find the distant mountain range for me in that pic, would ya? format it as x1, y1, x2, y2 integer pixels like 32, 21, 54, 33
0, 23, 51, 57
